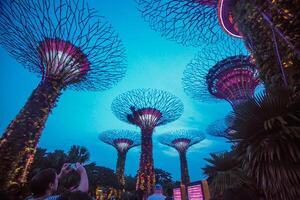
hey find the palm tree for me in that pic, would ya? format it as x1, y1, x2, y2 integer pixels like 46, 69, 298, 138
66, 145, 90, 164
202, 151, 249, 199
229, 88, 300, 200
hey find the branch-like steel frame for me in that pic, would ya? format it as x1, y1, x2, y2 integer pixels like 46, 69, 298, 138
136, 0, 235, 46
111, 88, 183, 196
99, 130, 140, 189
159, 130, 205, 186
0, 0, 126, 189
182, 39, 261, 107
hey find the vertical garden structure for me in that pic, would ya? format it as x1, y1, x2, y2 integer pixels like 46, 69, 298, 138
231, 0, 300, 88
136, 0, 239, 46
158, 130, 205, 186
182, 40, 260, 109
0, 0, 126, 189
99, 130, 141, 190
111, 89, 184, 196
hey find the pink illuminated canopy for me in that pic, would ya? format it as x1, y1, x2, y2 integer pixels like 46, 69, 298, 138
129, 108, 162, 129
113, 138, 133, 151
172, 138, 191, 152
38, 38, 90, 83
218, 0, 243, 38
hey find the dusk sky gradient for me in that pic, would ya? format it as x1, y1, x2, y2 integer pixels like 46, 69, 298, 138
0, 0, 243, 181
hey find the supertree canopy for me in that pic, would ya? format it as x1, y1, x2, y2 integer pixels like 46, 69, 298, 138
206, 119, 232, 138
136, 0, 242, 46
111, 89, 184, 196
182, 39, 261, 108
99, 130, 141, 190
0, 0, 126, 189
159, 130, 205, 186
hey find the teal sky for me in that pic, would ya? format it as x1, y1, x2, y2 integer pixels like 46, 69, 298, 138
0, 0, 234, 181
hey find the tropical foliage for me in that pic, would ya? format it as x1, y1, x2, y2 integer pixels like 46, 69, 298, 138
229, 88, 300, 200
202, 151, 250, 198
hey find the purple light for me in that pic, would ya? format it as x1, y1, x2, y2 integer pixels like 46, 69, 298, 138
173, 187, 182, 200
172, 138, 191, 152
113, 138, 134, 152
38, 38, 90, 83
207, 55, 260, 106
128, 108, 162, 129
218, 0, 243, 38
188, 184, 204, 200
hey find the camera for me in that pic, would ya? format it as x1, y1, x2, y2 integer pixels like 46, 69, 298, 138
69, 163, 77, 169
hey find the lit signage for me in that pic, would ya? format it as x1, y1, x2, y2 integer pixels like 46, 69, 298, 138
173, 187, 182, 200
187, 184, 204, 200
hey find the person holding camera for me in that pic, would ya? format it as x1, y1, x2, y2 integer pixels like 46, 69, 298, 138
27, 162, 88, 200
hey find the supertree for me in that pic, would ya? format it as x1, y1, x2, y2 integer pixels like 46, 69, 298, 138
206, 115, 235, 140
99, 130, 141, 190
111, 89, 184, 196
182, 39, 261, 108
136, 0, 243, 46
231, 0, 300, 88
158, 130, 205, 187
0, 0, 126, 189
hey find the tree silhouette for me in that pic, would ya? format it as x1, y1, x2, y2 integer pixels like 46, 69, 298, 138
99, 130, 140, 190
112, 89, 183, 196
67, 145, 90, 164
159, 130, 205, 187
0, 0, 126, 188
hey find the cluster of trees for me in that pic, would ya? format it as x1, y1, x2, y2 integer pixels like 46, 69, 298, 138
28, 145, 178, 197
202, 88, 300, 200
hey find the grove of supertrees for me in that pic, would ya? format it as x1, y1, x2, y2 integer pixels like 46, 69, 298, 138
111, 89, 184, 196
230, 0, 300, 88
182, 39, 261, 109
99, 130, 141, 190
158, 130, 205, 187
136, 0, 241, 46
0, 0, 126, 189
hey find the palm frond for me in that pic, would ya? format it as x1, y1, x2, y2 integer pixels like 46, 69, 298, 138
228, 87, 300, 200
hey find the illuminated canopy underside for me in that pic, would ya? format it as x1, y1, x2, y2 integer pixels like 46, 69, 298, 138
172, 138, 191, 152
127, 108, 162, 129
38, 38, 90, 84
207, 55, 259, 105
113, 138, 134, 152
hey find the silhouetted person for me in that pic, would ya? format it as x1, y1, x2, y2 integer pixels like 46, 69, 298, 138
147, 184, 166, 200
27, 163, 88, 200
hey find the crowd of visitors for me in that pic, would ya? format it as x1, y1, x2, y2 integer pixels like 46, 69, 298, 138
0, 163, 169, 200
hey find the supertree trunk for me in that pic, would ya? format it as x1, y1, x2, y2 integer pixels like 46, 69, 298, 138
179, 151, 190, 187
116, 150, 127, 190
232, 0, 300, 89
0, 80, 62, 189
136, 128, 155, 197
